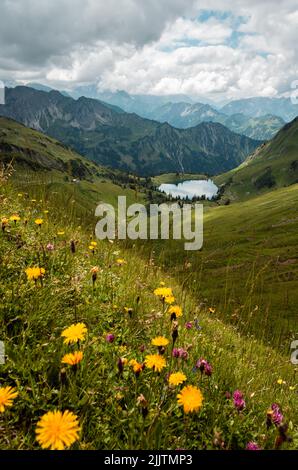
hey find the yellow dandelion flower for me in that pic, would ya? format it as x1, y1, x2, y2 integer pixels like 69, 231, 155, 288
168, 372, 187, 386
277, 378, 286, 385
151, 336, 169, 347
0, 386, 18, 412
1, 217, 9, 228
153, 287, 173, 299
177, 385, 203, 413
35, 218, 43, 226
116, 258, 126, 265
61, 323, 87, 345
61, 351, 83, 366
124, 307, 133, 314
289, 386, 295, 391
165, 295, 175, 305
168, 305, 183, 317
144, 354, 166, 373
57, 231, 65, 236
25, 267, 45, 281
91, 266, 99, 274
129, 359, 143, 374
10, 214, 21, 222
36, 410, 80, 450
90, 241, 97, 247
88, 245, 95, 251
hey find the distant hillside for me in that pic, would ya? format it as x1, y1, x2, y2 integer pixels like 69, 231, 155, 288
0, 86, 261, 176
215, 117, 298, 201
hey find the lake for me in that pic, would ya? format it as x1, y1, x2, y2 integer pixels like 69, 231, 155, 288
158, 179, 218, 200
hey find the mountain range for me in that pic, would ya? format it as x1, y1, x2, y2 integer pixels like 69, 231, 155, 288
146, 101, 285, 140
0, 86, 261, 176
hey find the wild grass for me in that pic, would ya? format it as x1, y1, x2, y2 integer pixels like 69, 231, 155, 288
0, 177, 297, 450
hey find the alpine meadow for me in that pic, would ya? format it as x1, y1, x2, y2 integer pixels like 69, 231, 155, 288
0, 0, 297, 457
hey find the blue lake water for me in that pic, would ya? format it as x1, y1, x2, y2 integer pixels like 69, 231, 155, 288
158, 179, 218, 200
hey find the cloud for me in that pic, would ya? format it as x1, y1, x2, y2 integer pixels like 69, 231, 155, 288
0, 0, 297, 100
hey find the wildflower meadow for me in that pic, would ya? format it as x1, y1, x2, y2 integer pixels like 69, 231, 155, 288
0, 177, 297, 451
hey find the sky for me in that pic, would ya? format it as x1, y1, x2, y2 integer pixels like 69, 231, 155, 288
0, 0, 297, 101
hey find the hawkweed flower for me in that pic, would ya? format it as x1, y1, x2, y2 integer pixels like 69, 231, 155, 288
233, 390, 246, 411
196, 358, 212, 376
0, 385, 18, 412
168, 305, 182, 320
151, 336, 169, 354
106, 333, 115, 343
61, 351, 83, 366
165, 295, 175, 305
129, 359, 143, 376
124, 307, 133, 317
177, 385, 203, 413
116, 258, 126, 266
35, 218, 43, 227
137, 394, 148, 418
1, 217, 9, 231
153, 287, 173, 300
10, 214, 20, 223
145, 354, 166, 373
36, 410, 80, 450
91, 266, 99, 284
61, 323, 87, 345
25, 267, 45, 282
168, 372, 187, 386
246, 442, 261, 450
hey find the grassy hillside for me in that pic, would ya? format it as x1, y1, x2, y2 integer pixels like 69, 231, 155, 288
0, 117, 157, 218
129, 184, 298, 351
215, 117, 298, 201
0, 170, 297, 450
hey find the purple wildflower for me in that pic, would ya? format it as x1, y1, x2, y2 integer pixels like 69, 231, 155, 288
246, 442, 260, 451
196, 358, 212, 376
185, 322, 193, 329
268, 403, 284, 426
233, 390, 246, 411
46, 243, 54, 251
172, 347, 188, 360
106, 334, 115, 343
